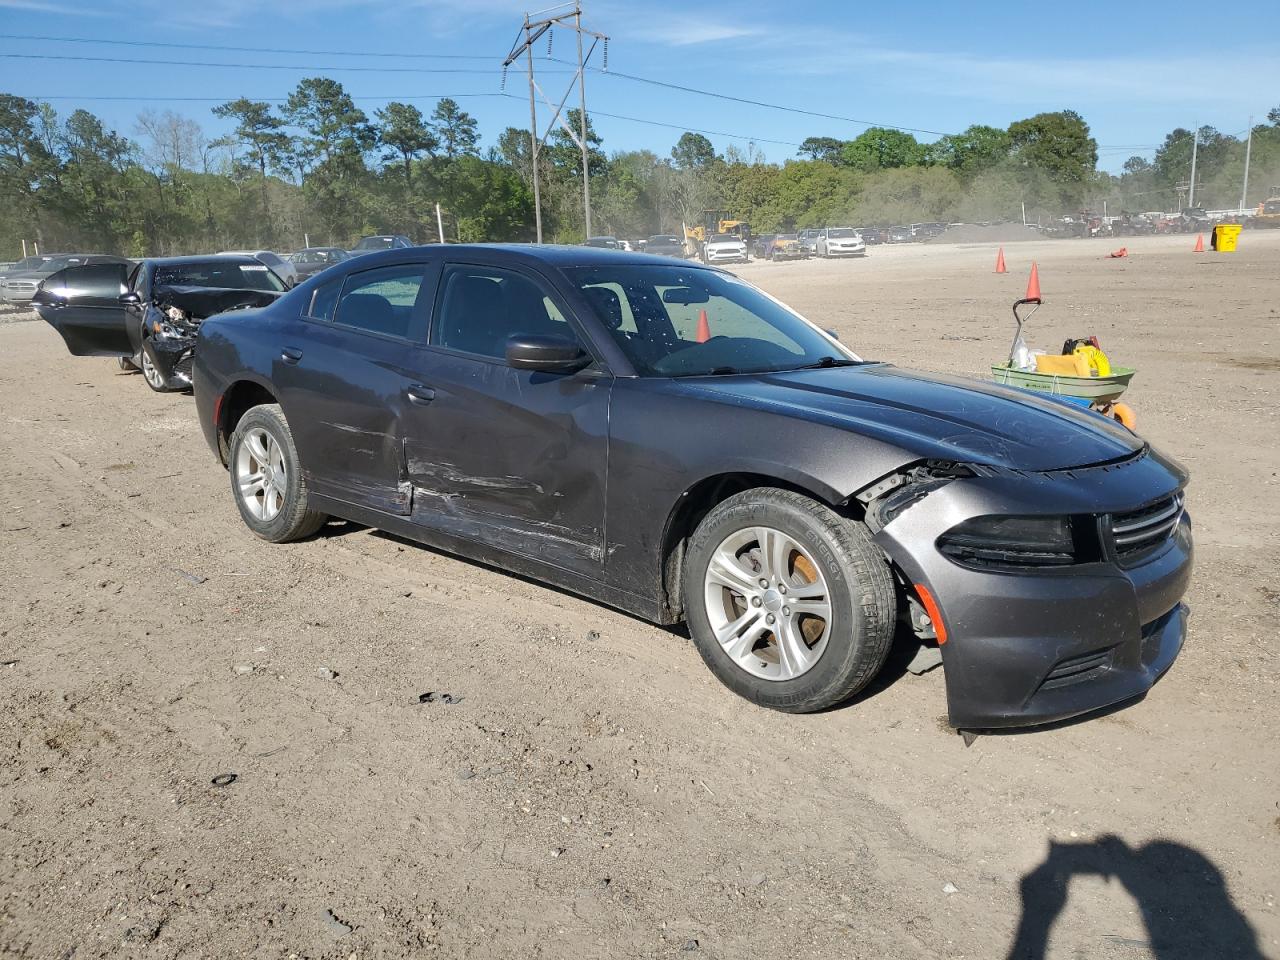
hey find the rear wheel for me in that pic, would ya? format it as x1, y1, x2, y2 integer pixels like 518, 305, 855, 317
683, 488, 896, 713
228, 403, 327, 542
116, 356, 137, 372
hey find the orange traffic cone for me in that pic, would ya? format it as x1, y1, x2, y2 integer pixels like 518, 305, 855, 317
1193, 233, 1205, 253
695, 308, 711, 343
994, 247, 1007, 273
1025, 262, 1041, 300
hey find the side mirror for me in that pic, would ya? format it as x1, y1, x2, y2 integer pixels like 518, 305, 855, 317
505, 334, 590, 373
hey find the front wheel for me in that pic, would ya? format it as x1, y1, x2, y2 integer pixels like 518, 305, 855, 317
228, 403, 327, 542
139, 342, 173, 392
683, 488, 896, 713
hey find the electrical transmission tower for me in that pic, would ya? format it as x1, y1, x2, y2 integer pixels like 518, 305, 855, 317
503, 2, 608, 243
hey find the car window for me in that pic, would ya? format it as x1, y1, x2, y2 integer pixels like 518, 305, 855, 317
332, 263, 429, 340
307, 277, 341, 322
258, 252, 284, 267
432, 264, 576, 360
567, 264, 851, 377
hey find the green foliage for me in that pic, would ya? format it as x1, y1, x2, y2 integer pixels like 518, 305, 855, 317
671, 132, 716, 170
8, 79, 1279, 262
840, 128, 928, 172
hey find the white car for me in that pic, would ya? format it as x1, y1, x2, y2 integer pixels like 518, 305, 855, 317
703, 233, 749, 265
816, 228, 866, 258
217, 249, 299, 288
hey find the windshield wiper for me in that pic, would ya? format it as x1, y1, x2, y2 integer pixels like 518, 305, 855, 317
706, 366, 742, 376
793, 356, 863, 370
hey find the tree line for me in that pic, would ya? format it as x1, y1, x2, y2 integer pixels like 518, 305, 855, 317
3, 80, 1279, 260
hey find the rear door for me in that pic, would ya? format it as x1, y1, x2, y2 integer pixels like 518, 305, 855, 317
271, 258, 439, 514
33, 262, 133, 356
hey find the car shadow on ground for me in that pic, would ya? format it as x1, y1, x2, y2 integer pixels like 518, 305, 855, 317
1006, 836, 1265, 960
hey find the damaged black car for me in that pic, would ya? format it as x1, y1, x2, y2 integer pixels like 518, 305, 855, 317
33, 255, 286, 392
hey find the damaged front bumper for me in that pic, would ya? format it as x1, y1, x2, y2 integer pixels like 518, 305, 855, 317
146, 333, 197, 389
865, 451, 1193, 730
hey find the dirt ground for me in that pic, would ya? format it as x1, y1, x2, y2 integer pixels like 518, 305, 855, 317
1, 232, 1277, 960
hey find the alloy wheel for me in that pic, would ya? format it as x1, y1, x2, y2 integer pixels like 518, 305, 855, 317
140, 349, 165, 390
235, 427, 287, 522
703, 525, 832, 681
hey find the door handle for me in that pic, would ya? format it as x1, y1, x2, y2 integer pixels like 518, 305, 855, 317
406, 384, 436, 406
281, 346, 303, 364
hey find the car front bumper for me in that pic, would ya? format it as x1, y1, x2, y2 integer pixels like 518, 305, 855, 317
874, 453, 1193, 729
148, 335, 197, 389
2, 282, 39, 302
706, 250, 749, 263
824, 247, 866, 257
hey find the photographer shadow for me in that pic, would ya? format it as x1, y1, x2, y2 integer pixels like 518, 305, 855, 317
1007, 835, 1265, 960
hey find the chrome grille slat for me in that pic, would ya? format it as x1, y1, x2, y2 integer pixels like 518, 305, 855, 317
1109, 493, 1184, 564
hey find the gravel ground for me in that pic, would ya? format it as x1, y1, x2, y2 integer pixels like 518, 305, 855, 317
1, 232, 1277, 959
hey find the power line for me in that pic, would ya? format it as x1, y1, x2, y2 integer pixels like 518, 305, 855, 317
550, 58, 953, 138
24, 93, 512, 103
15, 90, 797, 148
0, 51, 563, 75
0, 32, 497, 61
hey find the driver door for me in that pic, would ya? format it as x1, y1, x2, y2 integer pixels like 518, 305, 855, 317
33, 262, 137, 357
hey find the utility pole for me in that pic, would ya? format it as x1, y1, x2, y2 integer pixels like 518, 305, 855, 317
1240, 116, 1253, 214
503, 2, 608, 243
1188, 125, 1199, 208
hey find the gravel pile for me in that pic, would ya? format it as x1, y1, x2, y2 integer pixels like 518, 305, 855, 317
928, 223, 1044, 245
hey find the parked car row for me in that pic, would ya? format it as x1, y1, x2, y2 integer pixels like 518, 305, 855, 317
30, 240, 1193, 732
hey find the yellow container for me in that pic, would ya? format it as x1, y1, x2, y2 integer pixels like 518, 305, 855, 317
1212, 223, 1242, 252
1035, 353, 1092, 377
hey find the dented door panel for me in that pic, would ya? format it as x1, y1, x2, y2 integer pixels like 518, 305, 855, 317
272, 316, 420, 514
401, 349, 611, 577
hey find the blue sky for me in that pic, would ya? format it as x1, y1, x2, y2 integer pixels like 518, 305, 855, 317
1, 0, 1276, 173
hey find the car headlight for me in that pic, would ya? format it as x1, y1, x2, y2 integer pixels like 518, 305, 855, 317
937, 515, 1098, 570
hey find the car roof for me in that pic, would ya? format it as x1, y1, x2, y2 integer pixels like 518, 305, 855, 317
145, 254, 264, 266
321, 243, 716, 271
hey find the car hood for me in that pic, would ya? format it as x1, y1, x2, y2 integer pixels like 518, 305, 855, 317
681, 363, 1145, 472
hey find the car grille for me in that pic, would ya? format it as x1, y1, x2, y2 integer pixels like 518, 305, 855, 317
172, 352, 194, 382
1109, 492, 1184, 566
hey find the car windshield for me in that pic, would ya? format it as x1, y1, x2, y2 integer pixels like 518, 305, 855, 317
648, 236, 680, 244
827, 228, 857, 238
153, 260, 286, 292
777, 234, 798, 240
354, 237, 394, 250
567, 264, 856, 377
709, 234, 739, 243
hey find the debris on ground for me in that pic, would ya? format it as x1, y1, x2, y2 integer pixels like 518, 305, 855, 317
317, 667, 338, 681
233, 663, 254, 676
173, 568, 207, 585
321, 908, 352, 938
417, 692, 463, 705
210, 773, 237, 787
942, 882, 959, 895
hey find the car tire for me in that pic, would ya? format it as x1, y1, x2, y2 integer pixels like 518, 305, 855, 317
683, 488, 896, 713
139, 341, 175, 392
116, 356, 137, 372
228, 403, 327, 543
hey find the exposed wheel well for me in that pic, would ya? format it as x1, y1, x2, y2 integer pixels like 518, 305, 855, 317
658, 472, 863, 623
216, 380, 278, 463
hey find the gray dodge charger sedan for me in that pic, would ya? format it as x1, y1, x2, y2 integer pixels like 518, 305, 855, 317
172, 244, 1190, 729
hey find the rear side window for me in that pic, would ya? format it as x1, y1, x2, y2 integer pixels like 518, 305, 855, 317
333, 263, 430, 340
431, 264, 576, 360
307, 278, 341, 322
